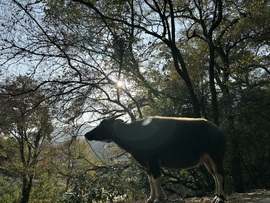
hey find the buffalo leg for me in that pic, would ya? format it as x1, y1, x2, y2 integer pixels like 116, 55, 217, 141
204, 158, 226, 203
146, 161, 166, 203
147, 175, 155, 203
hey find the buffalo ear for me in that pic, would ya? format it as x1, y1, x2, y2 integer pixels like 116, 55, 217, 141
114, 119, 124, 125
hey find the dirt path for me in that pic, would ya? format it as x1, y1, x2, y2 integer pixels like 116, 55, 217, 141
177, 190, 270, 203
129, 190, 270, 203
225, 190, 270, 203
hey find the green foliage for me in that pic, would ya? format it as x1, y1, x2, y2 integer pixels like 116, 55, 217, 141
60, 150, 147, 203
0, 176, 21, 203
234, 88, 270, 189
30, 173, 64, 203
0, 76, 55, 203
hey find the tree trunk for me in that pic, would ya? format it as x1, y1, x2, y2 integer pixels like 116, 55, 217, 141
170, 45, 201, 118
227, 114, 244, 193
230, 120, 244, 192
219, 61, 244, 192
231, 155, 244, 192
20, 176, 33, 203
208, 40, 219, 125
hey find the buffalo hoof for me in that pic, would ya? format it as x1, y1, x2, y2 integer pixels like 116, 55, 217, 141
211, 196, 226, 203
146, 198, 154, 203
146, 198, 165, 203
154, 200, 164, 203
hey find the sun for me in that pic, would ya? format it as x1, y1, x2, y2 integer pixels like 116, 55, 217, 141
116, 80, 124, 89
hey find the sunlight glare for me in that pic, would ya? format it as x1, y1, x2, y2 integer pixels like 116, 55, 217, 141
116, 80, 124, 89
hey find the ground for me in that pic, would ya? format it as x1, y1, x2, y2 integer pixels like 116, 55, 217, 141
183, 190, 270, 203
125, 190, 270, 203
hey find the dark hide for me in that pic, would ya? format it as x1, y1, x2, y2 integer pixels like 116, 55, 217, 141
85, 116, 226, 203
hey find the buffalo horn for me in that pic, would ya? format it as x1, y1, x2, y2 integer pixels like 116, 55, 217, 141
107, 113, 125, 121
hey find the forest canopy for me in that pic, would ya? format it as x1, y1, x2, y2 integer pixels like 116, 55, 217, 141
0, 0, 269, 202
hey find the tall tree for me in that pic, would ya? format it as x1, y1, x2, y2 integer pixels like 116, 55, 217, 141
0, 76, 54, 203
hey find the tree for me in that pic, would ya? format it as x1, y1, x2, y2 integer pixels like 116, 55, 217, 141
0, 76, 54, 203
